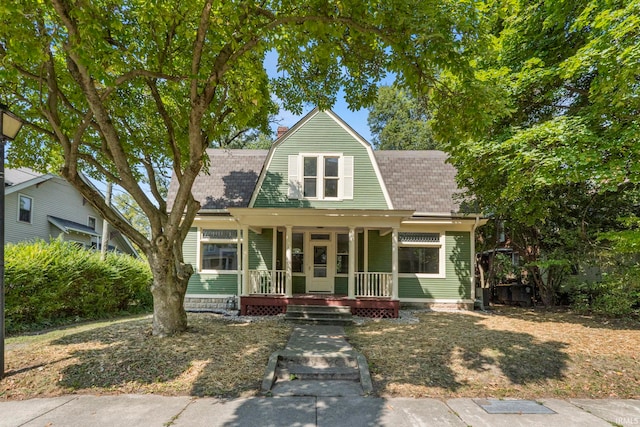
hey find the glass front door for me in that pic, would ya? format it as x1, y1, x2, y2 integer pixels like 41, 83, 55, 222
308, 241, 333, 292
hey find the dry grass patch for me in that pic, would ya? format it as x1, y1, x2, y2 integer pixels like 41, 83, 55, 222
1, 314, 290, 400
346, 308, 640, 399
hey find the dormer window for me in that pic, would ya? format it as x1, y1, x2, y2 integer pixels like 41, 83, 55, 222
289, 153, 353, 200
303, 157, 318, 198
323, 156, 339, 197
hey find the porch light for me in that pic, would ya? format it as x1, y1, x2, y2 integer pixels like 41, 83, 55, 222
1, 103, 25, 379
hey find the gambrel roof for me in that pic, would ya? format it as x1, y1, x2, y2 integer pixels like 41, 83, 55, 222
186, 149, 268, 210
374, 150, 462, 214
169, 146, 463, 215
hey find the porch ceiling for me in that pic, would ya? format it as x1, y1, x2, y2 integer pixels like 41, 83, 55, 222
227, 208, 414, 228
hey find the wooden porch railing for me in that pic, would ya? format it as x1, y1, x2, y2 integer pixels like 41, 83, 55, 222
248, 270, 392, 297
249, 270, 286, 294
355, 272, 392, 297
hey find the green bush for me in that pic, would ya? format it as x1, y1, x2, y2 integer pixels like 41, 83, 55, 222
5, 239, 152, 333
568, 269, 640, 317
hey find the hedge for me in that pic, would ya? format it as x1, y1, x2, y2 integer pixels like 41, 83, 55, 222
5, 239, 153, 333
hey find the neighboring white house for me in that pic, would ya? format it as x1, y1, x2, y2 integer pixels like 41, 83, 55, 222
5, 167, 138, 256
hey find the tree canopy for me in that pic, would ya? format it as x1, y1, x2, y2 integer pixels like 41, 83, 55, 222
444, 0, 639, 223
441, 0, 639, 304
0, 0, 494, 334
367, 85, 437, 150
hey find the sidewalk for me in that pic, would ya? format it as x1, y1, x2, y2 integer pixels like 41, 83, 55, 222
1, 394, 639, 427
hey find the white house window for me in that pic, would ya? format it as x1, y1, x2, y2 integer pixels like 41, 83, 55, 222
398, 232, 444, 276
18, 194, 33, 223
303, 157, 318, 198
289, 154, 354, 200
336, 233, 349, 274
88, 216, 97, 230
292, 232, 304, 273
200, 229, 238, 271
323, 156, 339, 198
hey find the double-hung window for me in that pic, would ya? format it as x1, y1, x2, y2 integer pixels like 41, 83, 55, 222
398, 232, 445, 277
336, 233, 349, 274
18, 194, 33, 223
289, 153, 353, 200
200, 229, 238, 272
303, 157, 318, 198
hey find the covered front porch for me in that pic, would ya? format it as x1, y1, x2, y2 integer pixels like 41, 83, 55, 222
228, 208, 413, 318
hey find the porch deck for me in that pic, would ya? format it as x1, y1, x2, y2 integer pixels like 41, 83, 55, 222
240, 294, 399, 318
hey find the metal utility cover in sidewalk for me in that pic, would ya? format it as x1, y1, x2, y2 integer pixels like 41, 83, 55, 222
474, 399, 557, 414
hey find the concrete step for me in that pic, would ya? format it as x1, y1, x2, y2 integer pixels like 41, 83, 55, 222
278, 353, 358, 368
286, 317, 353, 326
285, 305, 353, 326
286, 305, 352, 314
276, 365, 360, 381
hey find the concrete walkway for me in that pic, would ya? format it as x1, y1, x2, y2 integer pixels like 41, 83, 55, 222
263, 325, 373, 397
2, 325, 639, 426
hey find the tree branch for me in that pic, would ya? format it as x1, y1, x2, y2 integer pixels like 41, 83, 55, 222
146, 78, 182, 180
142, 154, 167, 212
51, 0, 159, 225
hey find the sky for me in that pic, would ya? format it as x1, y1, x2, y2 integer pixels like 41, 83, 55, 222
271, 96, 375, 142
264, 50, 394, 144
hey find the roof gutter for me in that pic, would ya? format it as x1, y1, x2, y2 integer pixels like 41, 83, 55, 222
412, 211, 488, 220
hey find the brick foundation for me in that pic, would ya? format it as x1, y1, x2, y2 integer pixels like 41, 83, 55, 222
184, 297, 236, 312
400, 301, 474, 311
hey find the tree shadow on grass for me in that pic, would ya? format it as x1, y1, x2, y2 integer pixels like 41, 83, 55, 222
52, 318, 192, 389
50, 315, 290, 396
487, 305, 640, 331
348, 312, 570, 395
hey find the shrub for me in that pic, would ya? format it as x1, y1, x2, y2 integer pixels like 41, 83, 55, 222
5, 239, 152, 333
568, 269, 640, 317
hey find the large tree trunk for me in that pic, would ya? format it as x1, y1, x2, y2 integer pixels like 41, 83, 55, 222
147, 238, 193, 336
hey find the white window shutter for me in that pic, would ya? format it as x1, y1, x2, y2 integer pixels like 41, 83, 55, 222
341, 156, 354, 200
288, 155, 301, 199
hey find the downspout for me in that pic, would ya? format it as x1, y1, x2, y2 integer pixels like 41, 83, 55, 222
471, 215, 480, 309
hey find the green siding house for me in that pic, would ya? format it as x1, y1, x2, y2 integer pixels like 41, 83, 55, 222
167, 109, 485, 317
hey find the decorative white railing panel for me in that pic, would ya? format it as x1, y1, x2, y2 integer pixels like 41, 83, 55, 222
249, 270, 286, 294
355, 272, 392, 297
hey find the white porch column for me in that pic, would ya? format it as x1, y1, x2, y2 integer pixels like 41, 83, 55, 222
272, 227, 278, 288
348, 226, 356, 299
391, 227, 399, 300
285, 225, 293, 297
237, 225, 242, 296
242, 225, 250, 295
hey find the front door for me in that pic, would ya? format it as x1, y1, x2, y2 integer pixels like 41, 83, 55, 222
308, 241, 333, 292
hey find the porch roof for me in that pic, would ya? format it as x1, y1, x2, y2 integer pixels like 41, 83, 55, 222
227, 208, 414, 228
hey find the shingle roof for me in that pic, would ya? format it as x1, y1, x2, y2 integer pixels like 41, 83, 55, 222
374, 150, 462, 214
5, 167, 45, 186
169, 149, 462, 215
48, 215, 101, 237
167, 149, 268, 210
